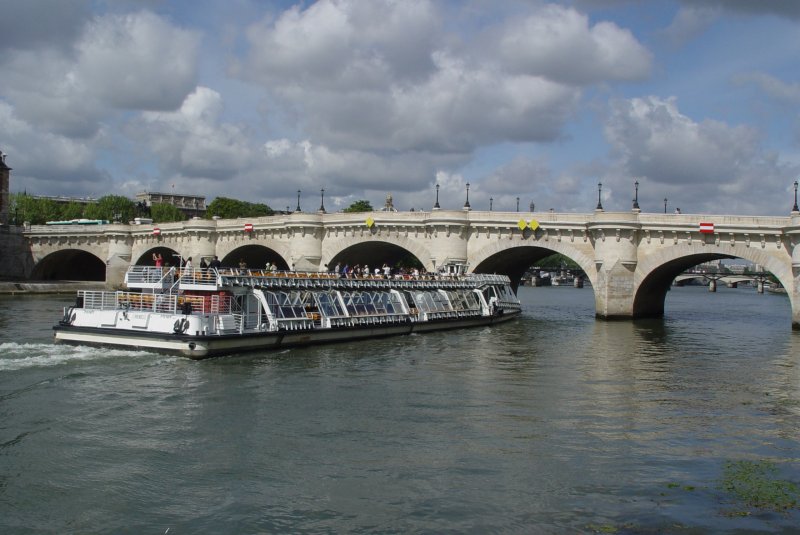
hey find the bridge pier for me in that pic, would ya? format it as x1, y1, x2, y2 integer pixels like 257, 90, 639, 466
708, 279, 716, 292
104, 226, 132, 289
589, 213, 639, 321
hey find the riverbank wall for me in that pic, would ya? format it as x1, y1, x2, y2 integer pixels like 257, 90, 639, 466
0, 281, 104, 295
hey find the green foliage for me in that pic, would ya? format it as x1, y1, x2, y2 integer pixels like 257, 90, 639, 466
84, 195, 136, 222
536, 253, 580, 270
721, 460, 799, 512
61, 201, 85, 220
206, 197, 274, 219
10, 193, 64, 224
150, 203, 187, 223
343, 200, 374, 213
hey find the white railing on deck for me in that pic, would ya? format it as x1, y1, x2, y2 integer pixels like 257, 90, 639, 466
79, 290, 235, 315
126, 266, 172, 285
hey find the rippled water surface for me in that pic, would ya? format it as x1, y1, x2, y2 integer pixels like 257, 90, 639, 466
1, 286, 799, 533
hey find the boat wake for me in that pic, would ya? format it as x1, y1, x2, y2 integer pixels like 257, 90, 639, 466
0, 342, 158, 371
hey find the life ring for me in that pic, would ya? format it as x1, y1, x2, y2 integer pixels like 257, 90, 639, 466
173, 318, 190, 334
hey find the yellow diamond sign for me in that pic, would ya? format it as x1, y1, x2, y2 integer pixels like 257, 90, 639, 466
529, 219, 539, 231
365, 217, 375, 228
518, 219, 527, 230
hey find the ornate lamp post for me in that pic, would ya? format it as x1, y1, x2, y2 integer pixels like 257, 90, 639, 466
529, 201, 534, 212
633, 180, 640, 210
434, 184, 440, 210
596, 182, 603, 210
516, 197, 520, 212
664, 197, 668, 214
793, 181, 799, 212
464, 182, 471, 209
489, 197, 493, 211
319, 188, 326, 213
295, 190, 301, 212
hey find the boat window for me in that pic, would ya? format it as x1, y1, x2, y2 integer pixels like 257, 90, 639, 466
313, 292, 345, 317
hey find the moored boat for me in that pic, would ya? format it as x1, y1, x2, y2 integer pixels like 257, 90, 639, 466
53, 265, 521, 359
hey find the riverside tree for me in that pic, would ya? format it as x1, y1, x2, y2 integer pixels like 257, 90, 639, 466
206, 197, 274, 219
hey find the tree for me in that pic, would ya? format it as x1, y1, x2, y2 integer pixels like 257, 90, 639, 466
150, 203, 187, 223
536, 254, 579, 270
343, 200, 373, 213
10, 193, 62, 224
206, 197, 274, 219
61, 201, 85, 220
84, 195, 136, 222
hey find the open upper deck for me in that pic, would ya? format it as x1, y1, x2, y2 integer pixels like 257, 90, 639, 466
124, 266, 511, 293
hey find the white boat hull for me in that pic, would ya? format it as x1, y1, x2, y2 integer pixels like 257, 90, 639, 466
54, 309, 520, 359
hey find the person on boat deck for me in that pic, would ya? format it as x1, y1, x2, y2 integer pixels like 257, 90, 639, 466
238, 259, 247, 273
265, 261, 272, 271
209, 256, 221, 270
199, 258, 208, 269
153, 253, 163, 267
184, 257, 193, 270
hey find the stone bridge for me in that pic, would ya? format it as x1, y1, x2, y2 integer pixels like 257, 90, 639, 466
13, 209, 800, 327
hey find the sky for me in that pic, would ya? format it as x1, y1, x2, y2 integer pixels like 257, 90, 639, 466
1, 0, 799, 216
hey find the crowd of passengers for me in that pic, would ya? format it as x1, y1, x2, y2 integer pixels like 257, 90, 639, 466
150, 254, 459, 280
327, 262, 427, 279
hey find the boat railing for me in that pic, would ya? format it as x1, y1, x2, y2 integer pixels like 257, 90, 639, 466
177, 268, 220, 287
125, 266, 176, 288
78, 290, 236, 316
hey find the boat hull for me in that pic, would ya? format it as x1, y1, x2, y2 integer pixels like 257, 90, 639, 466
53, 309, 520, 359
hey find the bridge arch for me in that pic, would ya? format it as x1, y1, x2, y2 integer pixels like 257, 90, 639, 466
469, 240, 597, 290
220, 244, 289, 270
633, 244, 794, 318
31, 249, 106, 281
321, 234, 432, 272
134, 246, 180, 266
325, 241, 423, 273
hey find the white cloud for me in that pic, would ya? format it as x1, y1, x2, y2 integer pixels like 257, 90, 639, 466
605, 96, 760, 185
603, 96, 798, 214
659, 5, 721, 45
135, 87, 253, 180
0, 102, 110, 194
235, 0, 645, 154
76, 11, 200, 110
0, 10, 199, 137
735, 72, 800, 105
489, 5, 652, 84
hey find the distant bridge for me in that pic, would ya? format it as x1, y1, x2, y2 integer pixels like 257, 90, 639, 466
7, 209, 800, 328
673, 272, 772, 291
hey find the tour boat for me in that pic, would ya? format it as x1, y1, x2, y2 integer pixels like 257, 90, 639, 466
53, 265, 521, 359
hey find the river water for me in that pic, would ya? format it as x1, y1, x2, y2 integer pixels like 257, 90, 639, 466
1, 285, 799, 533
